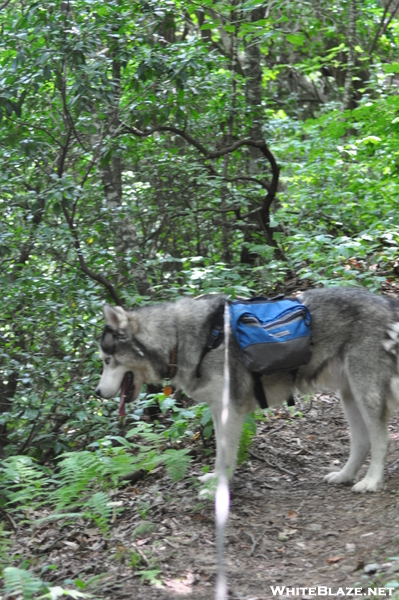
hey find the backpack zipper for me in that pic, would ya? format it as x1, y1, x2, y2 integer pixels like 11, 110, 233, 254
241, 307, 308, 329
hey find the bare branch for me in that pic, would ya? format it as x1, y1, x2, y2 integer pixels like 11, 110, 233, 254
61, 203, 122, 305
56, 123, 122, 305
122, 123, 281, 248
368, 0, 397, 59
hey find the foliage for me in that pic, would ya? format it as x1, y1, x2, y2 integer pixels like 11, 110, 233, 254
0, 425, 195, 532
2, 0, 399, 590
237, 413, 257, 465
2, 0, 399, 464
2, 567, 90, 599
273, 97, 399, 289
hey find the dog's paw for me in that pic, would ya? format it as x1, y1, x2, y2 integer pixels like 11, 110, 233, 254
198, 472, 217, 483
351, 478, 382, 493
324, 470, 354, 485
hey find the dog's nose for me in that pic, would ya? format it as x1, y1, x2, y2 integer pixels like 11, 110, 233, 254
95, 388, 102, 398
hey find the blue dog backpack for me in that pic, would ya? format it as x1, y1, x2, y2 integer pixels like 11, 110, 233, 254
229, 297, 312, 374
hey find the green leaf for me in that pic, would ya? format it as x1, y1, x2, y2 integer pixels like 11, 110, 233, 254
382, 63, 399, 73
286, 33, 305, 46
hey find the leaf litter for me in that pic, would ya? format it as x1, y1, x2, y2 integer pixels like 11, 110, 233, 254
6, 393, 399, 599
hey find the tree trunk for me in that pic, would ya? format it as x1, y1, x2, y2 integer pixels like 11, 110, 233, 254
101, 58, 151, 297
342, 0, 357, 110
244, 7, 264, 174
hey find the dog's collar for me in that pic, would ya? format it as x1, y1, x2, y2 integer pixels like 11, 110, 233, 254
163, 344, 177, 397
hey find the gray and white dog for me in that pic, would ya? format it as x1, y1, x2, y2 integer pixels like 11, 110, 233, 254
96, 287, 399, 493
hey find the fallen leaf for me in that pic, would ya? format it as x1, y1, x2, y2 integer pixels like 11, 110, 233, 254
287, 510, 298, 519
62, 541, 79, 551
164, 571, 194, 596
327, 556, 345, 563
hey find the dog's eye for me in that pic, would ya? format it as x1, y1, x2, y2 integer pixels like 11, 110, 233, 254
104, 358, 111, 365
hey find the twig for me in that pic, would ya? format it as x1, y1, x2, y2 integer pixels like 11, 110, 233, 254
368, 0, 396, 58
132, 543, 151, 565
163, 538, 179, 550
249, 450, 297, 478
16, 392, 46, 454
246, 530, 265, 556
36, 536, 67, 556
0, 507, 17, 532
61, 202, 122, 305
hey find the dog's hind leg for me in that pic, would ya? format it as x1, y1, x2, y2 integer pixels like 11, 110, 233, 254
324, 383, 370, 486
344, 378, 390, 493
350, 401, 390, 493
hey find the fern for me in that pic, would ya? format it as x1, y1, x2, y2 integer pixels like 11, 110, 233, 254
3, 566, 47, 598
162, 448, 192, 482
237, 413, 256, 465
126, 421, 164, 444
3, 567, 90, 599
84, 492, 112, 532
0, 432, 193, 533
0, 522, 12, 566
53, 446, 137, 510
0, 456, 50, 510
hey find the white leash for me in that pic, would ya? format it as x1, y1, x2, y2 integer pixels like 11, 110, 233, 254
215, 301, 231, 600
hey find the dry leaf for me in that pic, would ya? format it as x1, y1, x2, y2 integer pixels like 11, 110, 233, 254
327, 555, 345, 563
62, 541, 79, 551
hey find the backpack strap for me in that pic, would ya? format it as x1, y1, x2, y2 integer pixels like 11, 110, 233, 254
196, 304, 225, 378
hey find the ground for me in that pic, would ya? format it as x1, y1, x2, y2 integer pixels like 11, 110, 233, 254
9, 393, 399, 600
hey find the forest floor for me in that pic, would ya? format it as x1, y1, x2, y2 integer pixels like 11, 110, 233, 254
8, 281, 399, 600
10, 394, 399, 600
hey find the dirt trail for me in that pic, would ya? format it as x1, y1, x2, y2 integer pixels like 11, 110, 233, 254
16, 393, 399, 600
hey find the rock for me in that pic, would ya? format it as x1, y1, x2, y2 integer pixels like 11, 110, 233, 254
364, 563, 380, 575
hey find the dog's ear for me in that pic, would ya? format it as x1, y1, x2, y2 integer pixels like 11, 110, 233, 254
103, 304, 128, 331
127, 313, 140, 334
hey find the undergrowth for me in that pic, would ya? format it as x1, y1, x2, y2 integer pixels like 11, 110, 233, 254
2, 566, 90, 599
0, 389, 265, 599
0, 427, 194, 534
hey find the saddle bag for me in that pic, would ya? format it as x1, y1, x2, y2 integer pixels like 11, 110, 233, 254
229, 297, 312, 374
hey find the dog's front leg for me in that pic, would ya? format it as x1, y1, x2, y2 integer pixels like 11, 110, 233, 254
199, 401, 246, 482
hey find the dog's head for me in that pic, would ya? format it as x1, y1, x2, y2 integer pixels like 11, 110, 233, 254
95, 304, 148, 416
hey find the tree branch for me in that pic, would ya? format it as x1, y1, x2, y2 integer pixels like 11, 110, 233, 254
57, 125, 122, 305
122, 123, 281, 247
368, 0, 396, 59
61, 204, 122, 305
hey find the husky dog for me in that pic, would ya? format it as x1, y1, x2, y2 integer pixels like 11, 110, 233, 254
95, 287, 399, 493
